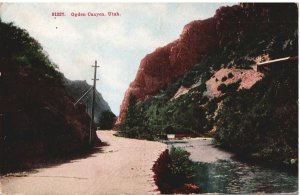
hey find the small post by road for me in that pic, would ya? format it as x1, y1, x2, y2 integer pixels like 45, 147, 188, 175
89, 60, 99, 145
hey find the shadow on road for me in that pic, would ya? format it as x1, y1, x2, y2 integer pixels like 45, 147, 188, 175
1, 142, 109, 176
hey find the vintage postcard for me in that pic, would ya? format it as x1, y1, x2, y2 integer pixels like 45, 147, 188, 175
0, 2, 298, 194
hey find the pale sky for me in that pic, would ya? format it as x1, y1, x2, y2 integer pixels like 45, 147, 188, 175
0, 3, 234, 115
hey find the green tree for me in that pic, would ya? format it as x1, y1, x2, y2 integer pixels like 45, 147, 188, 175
121, 94, 137, 130
119, 94, 156, 140
98, 110, 116, 130
120, 94, 140, 137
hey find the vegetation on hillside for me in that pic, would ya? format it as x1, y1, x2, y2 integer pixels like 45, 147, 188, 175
215, 63, 298, 164
98, 110, 116, 130
119, 4, 298, 165
63, 79, 111, 123
0, 19, 94, 172
0, 19, 62, 79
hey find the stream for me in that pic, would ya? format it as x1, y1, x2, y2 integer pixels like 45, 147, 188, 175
164, 138, 298, 194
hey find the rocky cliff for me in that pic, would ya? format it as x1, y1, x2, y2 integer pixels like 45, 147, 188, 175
117, 3, 298, 127
117, 3, 298, 165
116, 18, 218, 127
63, 79, 111, 123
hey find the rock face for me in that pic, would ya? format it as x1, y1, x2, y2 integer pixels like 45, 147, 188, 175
116, 18, 219, 127
116, 3, 298, 128
63, 79, 111, 123
206, 68, 264, 97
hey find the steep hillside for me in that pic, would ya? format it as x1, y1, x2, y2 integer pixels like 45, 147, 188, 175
118, 3, 298, 165
116, 3, 298, 127
115, 18, 219, 127
63, 79, 111, 123
0, 19, 99, 172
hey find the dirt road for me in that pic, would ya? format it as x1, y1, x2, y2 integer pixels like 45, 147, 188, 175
0, 131, 167, 195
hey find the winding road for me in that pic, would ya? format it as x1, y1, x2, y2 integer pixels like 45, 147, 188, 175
0, 131, 167, 195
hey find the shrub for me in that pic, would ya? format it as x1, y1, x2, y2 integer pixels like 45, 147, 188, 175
164, 80, 182, 99
226, 79, 241, 93
217, 80, 241, 93
168, 146, 194, 185
217, 83, 227, 92
228, 72, 234, 78
182, 71, 198, 87
221, 76, 228, 82
98, 110, 116, 130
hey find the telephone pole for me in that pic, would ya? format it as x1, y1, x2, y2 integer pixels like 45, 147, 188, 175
89, 60, 99, 145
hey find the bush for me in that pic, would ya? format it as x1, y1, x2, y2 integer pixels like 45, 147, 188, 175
217, 83, 227, 92
228, 72, 234, 78
168, 146, 194, 185
98, 110, 116, 130
217, 80, 241, 93
153, 148, 199, 194
164, 80, 182, 99
182, 71, 198, 87
221, 76, 228, 82
226, 79, 241, 93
